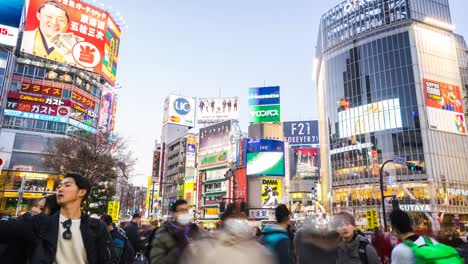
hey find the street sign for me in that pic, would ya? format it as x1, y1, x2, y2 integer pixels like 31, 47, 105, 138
366, 209, 379, 230
393, 156, 407, 165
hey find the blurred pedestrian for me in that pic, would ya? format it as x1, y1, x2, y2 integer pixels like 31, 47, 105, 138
0, 173, 114, 263
181, 203, 273, 264
390, 210, 462, 264
149, 199, 198, 264
372, 227, 392, 264
124, 213, 144, 256
334, 212, 381, 264
259, 204, 293, 264
100, 214, 135, 264
294, 222, 339, 264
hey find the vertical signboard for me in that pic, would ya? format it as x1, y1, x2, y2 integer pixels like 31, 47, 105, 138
248, 86, 281, 124
261, 178, 282, 208
186, 135, 197, 168
0, 0, 24, 46
234, 168, 248, 202
423, 79, 466, 135
366, 209, 379, 230
283, 121, 319, 145
107, 200, 120, 223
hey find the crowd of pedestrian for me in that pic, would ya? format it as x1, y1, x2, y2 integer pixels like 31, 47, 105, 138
0, 172, 467, 263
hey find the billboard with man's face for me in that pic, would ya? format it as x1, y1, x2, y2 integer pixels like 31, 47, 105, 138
21, 0, 121, 85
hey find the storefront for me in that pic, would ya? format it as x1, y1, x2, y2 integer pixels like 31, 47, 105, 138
0, 171, 62, 214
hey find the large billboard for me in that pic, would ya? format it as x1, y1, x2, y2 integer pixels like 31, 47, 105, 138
283, 121, 319, 145
261, 178, 282, 208
98, 87, 116, 132
246, 139, 285, 177
249, 105, 281, 123
21, 0, 121, 85
197, 97, 239, 123
338, 98, 403, 138
0, 0, 24, 46
249, 86, 280, 105
293, 148, 319, 179
162, 95, 196, 127
199, 120, 232, 153
423, 79, 466, 135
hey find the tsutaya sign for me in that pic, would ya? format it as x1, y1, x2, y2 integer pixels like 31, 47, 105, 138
400, 204, 432, 212
343, 0, 375, 13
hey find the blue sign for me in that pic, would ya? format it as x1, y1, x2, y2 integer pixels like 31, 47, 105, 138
69, 119, 98, 134
249, 86, 280, 106
174, 98, 191, 115
246, 139, 284, 153
283, 121, 319, 145
4, 110, 69, 123
0, 0, 23, 28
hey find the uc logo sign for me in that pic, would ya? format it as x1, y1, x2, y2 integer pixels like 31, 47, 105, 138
174, 98, 191, 115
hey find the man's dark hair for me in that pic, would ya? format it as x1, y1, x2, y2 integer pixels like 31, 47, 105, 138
390, 210, 413, 234
170, 199, 187, 213
64, 173, 91, 203
38, 1, 70, 23
334, 212, 356, 227
100, 214, 113, 226
132, 213, 141, 219
275, 204, 290, 223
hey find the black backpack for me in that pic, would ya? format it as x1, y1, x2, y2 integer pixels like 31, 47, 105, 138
112, 227, 135, 264
144, 228, 158, 259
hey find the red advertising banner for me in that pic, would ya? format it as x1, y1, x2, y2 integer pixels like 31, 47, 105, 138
21, 0, 121, 85
423, 79, 464, 113
234, 168, 248, 202
8, 92, 70, 106
17, 100, 59, 116
21, 82, 63, 97
197, 172, 204, 212
71, 89, 96, 109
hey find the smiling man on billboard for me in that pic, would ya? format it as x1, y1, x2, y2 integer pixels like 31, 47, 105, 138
22, 1, 71, 63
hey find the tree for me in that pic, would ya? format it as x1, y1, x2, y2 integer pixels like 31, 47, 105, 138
43, 133, 136, 214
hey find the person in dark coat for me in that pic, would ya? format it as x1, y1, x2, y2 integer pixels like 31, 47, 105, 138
259, 204, 292, 264
124, 213, 143, 254
0, 173, 113, 264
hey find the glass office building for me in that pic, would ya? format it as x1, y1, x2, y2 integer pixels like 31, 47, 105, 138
315, 0, 468, 230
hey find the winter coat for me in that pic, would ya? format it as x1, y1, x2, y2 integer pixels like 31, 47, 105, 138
336, 234, 381, 264
124, 221, 142, 253
0, 212, 114, 264
149, 221, 198, 264
259, 224, 291, 264
181, 230, 274, 264
294, 227, 339, 264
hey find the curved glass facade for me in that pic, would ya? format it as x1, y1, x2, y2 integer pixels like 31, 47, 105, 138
326, 31, 425, 186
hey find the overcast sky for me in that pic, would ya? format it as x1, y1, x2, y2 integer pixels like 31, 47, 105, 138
104, 0, 468, 186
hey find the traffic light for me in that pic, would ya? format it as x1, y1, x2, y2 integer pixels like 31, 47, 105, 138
406, 162, 423, 173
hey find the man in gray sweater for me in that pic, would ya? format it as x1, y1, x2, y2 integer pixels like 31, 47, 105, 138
334, 212, 381, 264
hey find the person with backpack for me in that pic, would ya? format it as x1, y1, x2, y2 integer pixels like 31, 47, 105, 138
0, 173, 114, 263
100, 214, 135, 264
259, 204, 293, 264
334, 212, 381, 264
390, 210, 463, 264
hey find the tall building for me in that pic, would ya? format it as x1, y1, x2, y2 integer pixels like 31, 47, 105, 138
0, 0, 122, 214
315, 0, 468, 230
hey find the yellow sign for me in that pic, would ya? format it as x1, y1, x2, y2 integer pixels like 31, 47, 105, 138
108, 201, 120, 223
366, 209, 379, 230
205, 208, 219, 216
187, 135, 197, 145
184, 182, 194, 205
261, 178, 282, 208
146, 176, 152, 214
3, 192, 44, 199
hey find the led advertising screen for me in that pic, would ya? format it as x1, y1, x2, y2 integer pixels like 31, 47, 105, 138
246, 139, 285, 177
0, 0, 24, 46
197, 97, 239, 123
249, 104, 281, 123
338, 98, 403, 138
423, 79, 466, 135
199, 120, 232, 153
21, 0, 121, 85
261, 178, 282, 208
162, 95, 196, 127
249, 86, 280, 106
283, 121, 319, 145
293, 148, 319, 179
